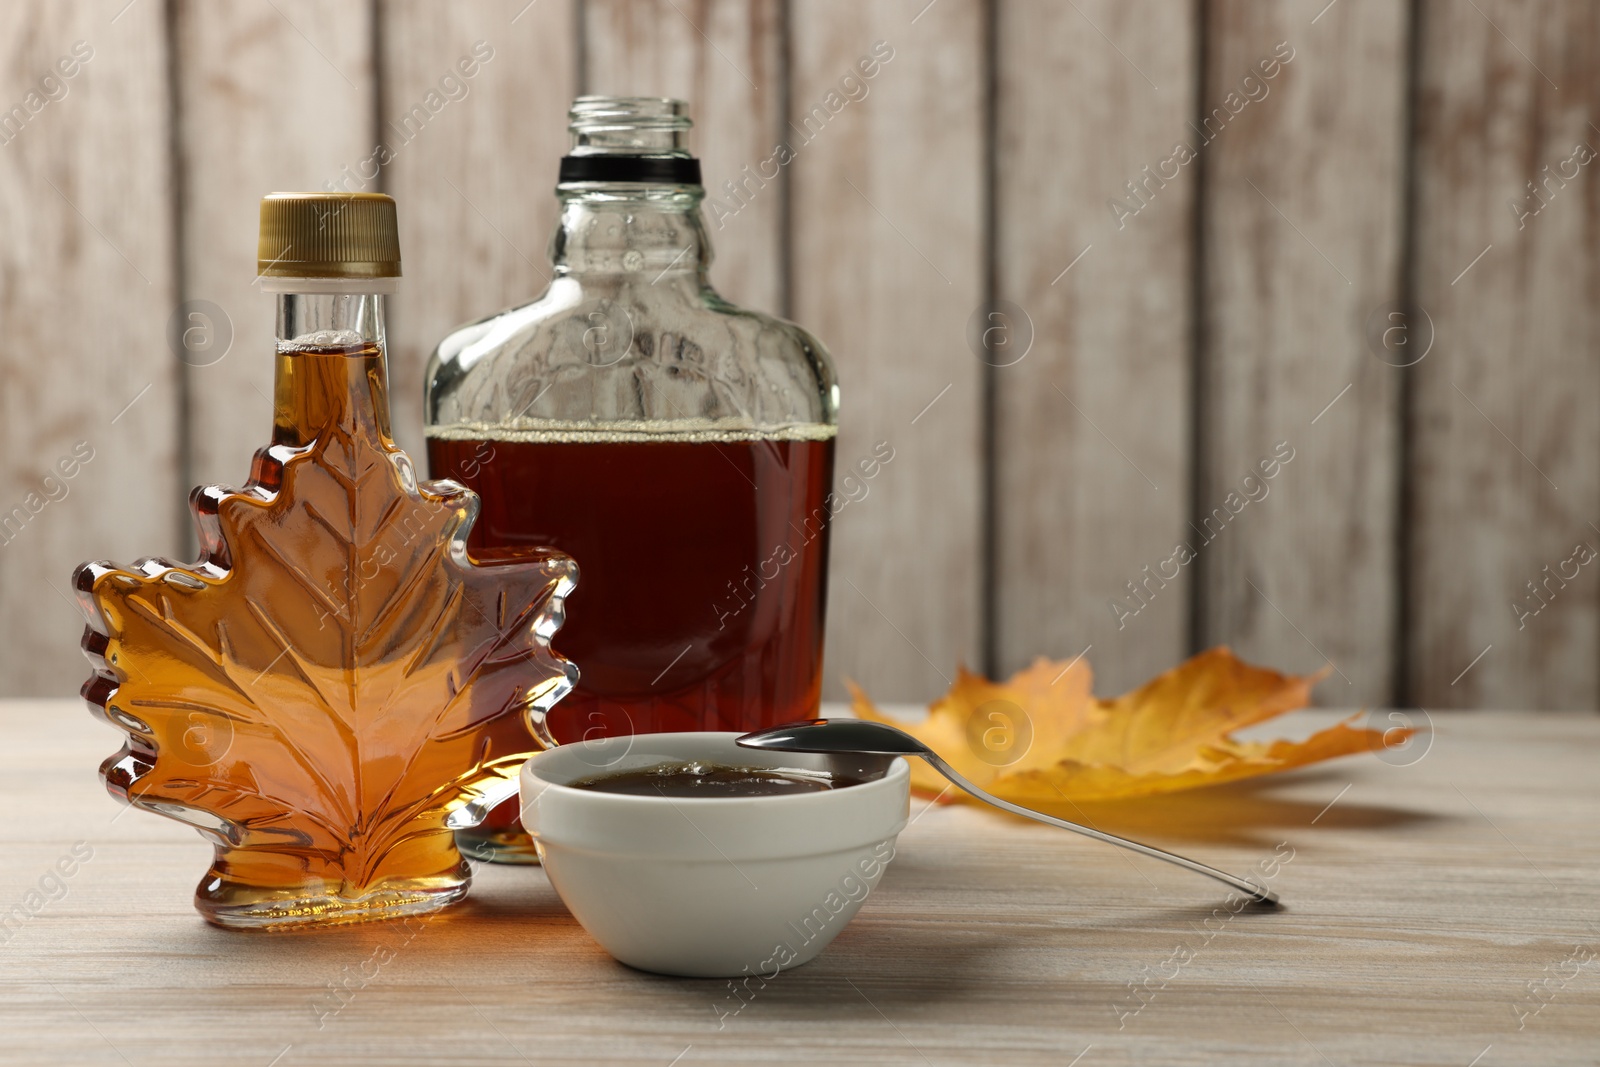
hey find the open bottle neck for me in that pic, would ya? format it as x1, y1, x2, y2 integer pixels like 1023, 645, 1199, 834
552, 98, 710, 283
272, 291, 394, 447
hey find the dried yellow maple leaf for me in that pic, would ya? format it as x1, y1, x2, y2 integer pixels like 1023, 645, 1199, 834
850, 647, 1406, 803
73, 348, 576, 927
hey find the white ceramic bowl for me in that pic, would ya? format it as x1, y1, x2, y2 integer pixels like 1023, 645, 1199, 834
520, 732, 909, 978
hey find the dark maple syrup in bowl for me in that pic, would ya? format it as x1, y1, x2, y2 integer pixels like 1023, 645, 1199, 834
568, 761, 868, 798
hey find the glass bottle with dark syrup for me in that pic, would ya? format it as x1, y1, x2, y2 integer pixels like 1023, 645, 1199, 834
425, 98, 839, 862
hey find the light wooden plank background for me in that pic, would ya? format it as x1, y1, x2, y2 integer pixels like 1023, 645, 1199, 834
1409, 0, 1600, 711
0, 0, 180, 693
791, 0, 986, 702
1196, 0, 1409, 705
1, 0, 1596, 711
994, 0, 1196, 697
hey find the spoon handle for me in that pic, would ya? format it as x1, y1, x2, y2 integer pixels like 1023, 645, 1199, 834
919, 752, 1280, 906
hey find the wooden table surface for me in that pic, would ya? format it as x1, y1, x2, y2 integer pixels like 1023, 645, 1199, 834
1, 701, 1595, 1066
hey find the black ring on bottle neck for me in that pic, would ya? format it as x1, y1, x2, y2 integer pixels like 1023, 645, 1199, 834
558, 155, 702, 184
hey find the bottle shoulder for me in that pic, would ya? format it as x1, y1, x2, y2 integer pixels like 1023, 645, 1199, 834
425, 278, 837, 434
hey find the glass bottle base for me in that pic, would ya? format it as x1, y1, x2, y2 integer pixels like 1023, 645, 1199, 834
454, 825, 541, 865
196, 861, 472, 930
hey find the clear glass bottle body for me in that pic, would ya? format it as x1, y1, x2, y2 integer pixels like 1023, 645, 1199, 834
425, 98, 838, 862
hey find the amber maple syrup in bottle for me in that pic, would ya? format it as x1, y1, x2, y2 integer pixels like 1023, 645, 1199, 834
74, 193, 576, 927
425, 98, 838, 861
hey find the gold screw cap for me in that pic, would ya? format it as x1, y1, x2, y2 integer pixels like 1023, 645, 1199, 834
257, 192, 402, 279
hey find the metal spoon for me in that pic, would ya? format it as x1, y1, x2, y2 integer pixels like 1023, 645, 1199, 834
737, 718, 1280, 907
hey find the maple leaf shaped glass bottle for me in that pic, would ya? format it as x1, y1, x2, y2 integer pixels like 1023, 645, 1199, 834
73, 192, 577, 929
425, 98, 839, 863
